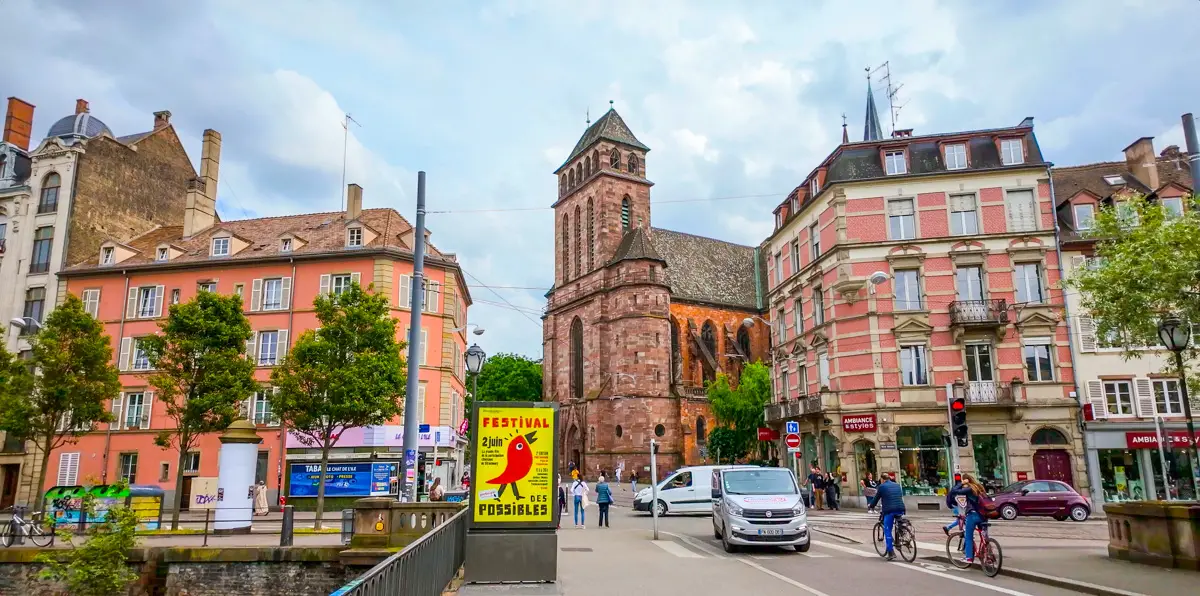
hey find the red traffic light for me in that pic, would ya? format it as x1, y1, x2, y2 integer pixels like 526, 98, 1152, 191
954, 473, 962, 483
951, 399, 966, 412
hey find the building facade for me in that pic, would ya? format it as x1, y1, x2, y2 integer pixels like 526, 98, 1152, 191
1054, 136, 1196, 505
50, 165, 473, 508
0, 97, 201, 509
763, 110, 1086, 505
543, 108, 769, 482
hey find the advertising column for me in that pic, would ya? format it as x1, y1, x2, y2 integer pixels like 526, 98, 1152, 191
464, 401, 558, 584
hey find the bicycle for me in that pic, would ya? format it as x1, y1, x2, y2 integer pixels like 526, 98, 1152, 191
944, 515, 1002, 577
872, 513, 917, 562
0, 508, 55, 548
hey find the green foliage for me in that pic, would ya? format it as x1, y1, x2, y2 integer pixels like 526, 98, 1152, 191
705, 362, 772, 462
38, 481, 139, 596
268, 283, 406, 527
0, 295, 118, 501
141, 291, 257, 528
464, 353, 542, 418
706, 427, 750, 463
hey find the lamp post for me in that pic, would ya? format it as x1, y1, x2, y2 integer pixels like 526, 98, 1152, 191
8, 317, 43, 334
1157, 316, 1200, 498
465, 344, 487, 402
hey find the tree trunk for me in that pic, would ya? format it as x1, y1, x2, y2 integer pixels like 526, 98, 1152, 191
314, 444, 331, 530
36, 435, 53, 510
170, 434, 190, 530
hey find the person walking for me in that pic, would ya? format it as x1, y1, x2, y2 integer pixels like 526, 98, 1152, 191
595, 473, 613, 528
557, 474, 568, 529
630, 469, 638, 493
253, 481, 269, 516
808, 465, 826, 510
824, 470, 841, 511
571, 475, 589, 528
867, 473, 906, 561
429, 477, 445, 502
862, 472, 880, 513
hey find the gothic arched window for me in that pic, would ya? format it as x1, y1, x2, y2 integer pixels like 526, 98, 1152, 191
574, 205, 582, 278
559, 174, 566, 194
570, 317, 584, 400
584, 156, 592, 177
737, 326, 751, 360
670, 317, 681, 384
592, 150, 599, 174
562, 214, 570, 281
627, 154, 639, 175
701, 321, 717, 356
568, 169, 575, 188
575, 164, 582, 185
696, 417, 707, 445
621, 196, 631, 232
587, 197, 595, 271
610, 148, 620, 170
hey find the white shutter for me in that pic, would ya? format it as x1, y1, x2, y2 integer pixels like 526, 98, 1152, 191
420, 330, 428, 365
1087, 380, 1107, 419
112, 393, 125, 430
57, 452, 80, 486
154, 285, 165, 317
281, 277, 293, 309
426, 281, 441, 313
245, 393, 255, 421
888, 199, 914, 216
251, 279, 263, 312
350, 272, 361, 287
319, 274, 331, 296
399, 275, 412, 308
118, 337, 132, 371
1006, 190, 1036, 232
142, 392, 154, 429
1134, 378, 1155, 418
126, 287, 138, 318
247, 331, 258, 361
277, 329, 289, 360
1077, 316, 1097, 352
1070, 256, 1086, 275
950, 194, 975, 212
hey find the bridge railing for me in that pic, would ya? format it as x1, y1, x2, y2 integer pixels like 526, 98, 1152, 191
330, 507, 468, 596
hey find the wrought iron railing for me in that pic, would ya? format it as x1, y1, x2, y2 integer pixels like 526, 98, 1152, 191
331, 507, 468, 596
949, 299, 1009, 326
764, 393, 827, 422
961, 381, 1016, 405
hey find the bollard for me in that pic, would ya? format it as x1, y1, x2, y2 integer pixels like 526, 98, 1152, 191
13, 506, 26, 546
280, 505, 294, 547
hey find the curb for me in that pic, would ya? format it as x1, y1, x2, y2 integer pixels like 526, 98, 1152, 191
919, 554, 1148, 596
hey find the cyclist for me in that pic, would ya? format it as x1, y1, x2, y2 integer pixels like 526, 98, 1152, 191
948, 474, 987, 565
866, 472, 905, 561
943, 476, 964, 536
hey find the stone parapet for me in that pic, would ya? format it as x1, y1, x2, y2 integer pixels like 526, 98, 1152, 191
1105, 501, 1200, 570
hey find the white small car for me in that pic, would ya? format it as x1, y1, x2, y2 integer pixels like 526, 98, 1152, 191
632, 465, 754, 516
711, 466, 809, 553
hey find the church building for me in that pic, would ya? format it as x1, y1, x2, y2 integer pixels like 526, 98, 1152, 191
542, 106, 770, 481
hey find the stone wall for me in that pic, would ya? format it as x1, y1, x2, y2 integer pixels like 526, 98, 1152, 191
166, 560, 355, 596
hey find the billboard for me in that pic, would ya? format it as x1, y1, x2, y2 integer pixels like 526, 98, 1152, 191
471, 404, 555, 525
287, 462, 398, 497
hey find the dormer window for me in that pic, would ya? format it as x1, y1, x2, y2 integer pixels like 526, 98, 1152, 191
1000, 138, 1024, 165
945, 144, 967, 170
347, 227, 363, 247
101, 247, 115, 265
211, 237, 230, 257
280, 238, 293, 252
884, 150, 907, 175
809, 177, 820, 197
156, 247, 169, 262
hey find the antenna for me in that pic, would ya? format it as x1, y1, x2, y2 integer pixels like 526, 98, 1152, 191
340, 113, 361, 210
870, 61, 906, 136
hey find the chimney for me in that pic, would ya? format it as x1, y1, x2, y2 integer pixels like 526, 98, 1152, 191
346, 183, 363, 220
153, 110, 172, 129
75, 99, 89, 115
184, 129, 221, 237
892, 128, 913, 138
3, 97, 35, 151
1123, 137, 1159, 190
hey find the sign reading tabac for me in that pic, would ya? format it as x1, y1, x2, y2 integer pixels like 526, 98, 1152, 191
472, 405, 555, 525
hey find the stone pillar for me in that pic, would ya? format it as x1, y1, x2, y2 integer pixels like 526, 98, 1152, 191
214, 419, 262, 534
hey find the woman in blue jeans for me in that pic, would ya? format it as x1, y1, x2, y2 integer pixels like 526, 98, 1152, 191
948, 474, 987, 563
571, 477, 589, 528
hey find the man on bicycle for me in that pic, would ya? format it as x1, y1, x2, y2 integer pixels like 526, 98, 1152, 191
866, 472, 905, 561
948, 474, 987, 565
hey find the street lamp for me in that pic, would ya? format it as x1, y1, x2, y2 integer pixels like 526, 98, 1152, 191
9, 317, 42, 334
1157, 315, 1200, 498
465, 343, 487, 401
450, 324, 486, 336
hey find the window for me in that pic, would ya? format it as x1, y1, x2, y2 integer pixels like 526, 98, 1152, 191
82, 289, 101, 318
38, 173, 60, 213
945, 144, 967, 170
813, 287, 825, 326
198, 282, 217, 293
1005, 189, 1037, 232
332, 274, 353, 295
1162, 197, 1184, 219
234, 284, 244, 298
124, 392, 148, 429
171, 289, 180, 304
30, 226, 53, 273
1031, 428, 1069, 445
256, 451, 270, 485
654, 423, 665, 437
1013, 263, 1044, 304
809, 177, 820, 197
884, 150, 907, 175
262, 278, 283, 310
809, 223, 821, 258
132, 339, 151, 371
1103, 175, 1125, 186
793, 295, 804, 336
956, 266, 984, 302
406, 328, 428, 366
280, 238, 292, 252
184, 452, 201, 474
790, 239, 800, 272
451, 391, 460, 428
818, 353, 831, 387
1104, 381, 1134, 416
137, 286, 160, 318
610, 148, 620, 169
119, 453, 138, 484
156, 247, 169, 262
777, 308, 787, 342
102, 247, 116, 265
893, 269, 922, 311
773, 252, 783, 283
950, 194, 978, 235
57, 452, 80, 486
416, 383, 427, 423
1116, 201, 1139, 227
252, 391, 278, 425
621, 197, 631, 232
423, 280, 440, 313
900, 345, 928, 386
211, 236, 231, 256
258, 330, 280, 366
1074, 204, 1095, 230
627, 154, 639, 175
888, 198, 916, 240
1023, 341, 1053, 382
1000, 138, 1024, 165
347, 227, 363, 247
1153, 379, 1184, 415
22, 288, 45, 334
780, 369, 790, 400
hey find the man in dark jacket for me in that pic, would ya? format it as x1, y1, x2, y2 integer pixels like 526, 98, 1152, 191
867, 473, 906, 560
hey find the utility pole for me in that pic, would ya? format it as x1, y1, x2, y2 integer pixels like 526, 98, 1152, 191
400, 172, 428, 502
650, 439, 660, 540
1182, 114, 1200, 189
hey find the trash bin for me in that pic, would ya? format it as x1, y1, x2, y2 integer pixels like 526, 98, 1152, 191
341, 509, 354, 545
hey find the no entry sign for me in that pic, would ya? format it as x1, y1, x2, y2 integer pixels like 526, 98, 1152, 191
785, 433, 801, 449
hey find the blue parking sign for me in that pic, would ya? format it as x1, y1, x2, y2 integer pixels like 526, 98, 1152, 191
785, 421, 800, 434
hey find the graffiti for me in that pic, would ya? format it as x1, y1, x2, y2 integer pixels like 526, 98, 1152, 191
194, 493, 218, 506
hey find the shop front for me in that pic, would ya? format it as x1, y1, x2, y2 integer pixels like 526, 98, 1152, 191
1085, 424, 1199, 504
971, 434, 1009, 494
897, 426, 951, 496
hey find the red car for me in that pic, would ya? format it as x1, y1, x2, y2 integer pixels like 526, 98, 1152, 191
992, 480, 1091, 522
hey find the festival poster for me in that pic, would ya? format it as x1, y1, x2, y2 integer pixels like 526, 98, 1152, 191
472, 406, 554, 523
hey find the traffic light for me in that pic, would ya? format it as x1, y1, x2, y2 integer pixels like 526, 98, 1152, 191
950, 394, 968, 448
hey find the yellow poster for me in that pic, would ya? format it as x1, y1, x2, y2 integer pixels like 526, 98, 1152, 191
473, 406, 554, 523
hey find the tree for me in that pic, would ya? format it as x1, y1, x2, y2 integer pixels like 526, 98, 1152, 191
38, 481, 139, 596
706, 427, 749, 463
464, 353, 542, 423
706, 362, 773, 462
141, 291, 257, 530
268, 283, 405, 529
0, 295, 118, 503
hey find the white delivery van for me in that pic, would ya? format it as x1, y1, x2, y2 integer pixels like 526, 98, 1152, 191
633, 465, 756, 516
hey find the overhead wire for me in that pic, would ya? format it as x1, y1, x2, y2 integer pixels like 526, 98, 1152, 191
461, 269, 544, 327
425, 191, 790, 215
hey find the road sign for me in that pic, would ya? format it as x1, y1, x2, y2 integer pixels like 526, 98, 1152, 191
785, 433, 801, 449
785, 421, 800, 434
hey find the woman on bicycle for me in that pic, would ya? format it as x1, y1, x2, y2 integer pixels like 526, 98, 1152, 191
948, 474, 987, 564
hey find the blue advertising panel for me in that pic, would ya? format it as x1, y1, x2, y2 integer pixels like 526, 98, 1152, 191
288, 462, 398, 497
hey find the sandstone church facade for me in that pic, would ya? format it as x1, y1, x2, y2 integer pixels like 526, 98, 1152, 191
542, 108, 770, 481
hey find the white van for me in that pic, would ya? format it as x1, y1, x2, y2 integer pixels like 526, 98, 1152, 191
633, 465, 756, 516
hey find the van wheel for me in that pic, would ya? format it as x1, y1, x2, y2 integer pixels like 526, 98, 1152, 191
713, 523, 722, 540
655, 500, 668, 517
794, 541, 810, 553
722, 526, 738, 553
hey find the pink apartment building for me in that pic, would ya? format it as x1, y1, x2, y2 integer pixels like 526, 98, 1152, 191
45, 130, 472, 508
762, 112, 1085, 507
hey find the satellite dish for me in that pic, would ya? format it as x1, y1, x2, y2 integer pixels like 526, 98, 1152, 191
869, 271, 890, 286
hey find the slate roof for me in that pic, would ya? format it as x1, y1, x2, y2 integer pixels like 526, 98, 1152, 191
863, 82, 884, 142
556, 108, 649, 173
64, 208, 450, 272
116, 131, 154, 144
610, 227, 665, 265
650, 228, 759, 310
1051, 151, 1195, 234
46, 113, 112, 139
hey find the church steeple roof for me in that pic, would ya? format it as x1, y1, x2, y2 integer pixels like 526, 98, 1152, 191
863, 79, 884, 142
609, 226, 665, 266
556, 105, 650, 173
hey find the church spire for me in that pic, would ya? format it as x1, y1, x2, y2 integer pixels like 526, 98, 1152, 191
841, 113, 849, 144
863, 69, 884, 142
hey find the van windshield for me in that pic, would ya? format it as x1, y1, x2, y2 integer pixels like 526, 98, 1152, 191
723, 469, 797, 495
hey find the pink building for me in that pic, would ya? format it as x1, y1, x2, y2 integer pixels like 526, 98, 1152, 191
763, 109, 1085, 507
47, 131, 472, 507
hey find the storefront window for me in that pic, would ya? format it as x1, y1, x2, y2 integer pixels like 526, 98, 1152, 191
822, 432, 840, 474
897, 426, 950, 496
1150, 449, 1198, 501
802, 434, 818, 470
1098, 449, 1145, 502
972, 434, 1008, 493
854, 440, 877, 483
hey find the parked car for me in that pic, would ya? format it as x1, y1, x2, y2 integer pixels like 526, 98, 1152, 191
992, 480, 1091, 521
712, 466, 809, 553
633, 465, 755, 516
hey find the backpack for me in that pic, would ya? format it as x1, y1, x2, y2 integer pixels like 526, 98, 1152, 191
977, 493, 1000, 519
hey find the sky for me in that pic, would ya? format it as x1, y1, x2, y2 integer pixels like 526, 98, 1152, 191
5, 0, 1198, 359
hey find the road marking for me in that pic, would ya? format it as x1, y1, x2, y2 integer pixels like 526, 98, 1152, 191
652, 540, 704, 558
663, 532, 831, 596
811, 541, 1037, 595
801, 552, 831, 558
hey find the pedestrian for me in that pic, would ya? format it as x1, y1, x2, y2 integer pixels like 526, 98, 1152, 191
630, 469, 638, 493
461, 474, 470, 490
595, 473, 612, 528
866, 472, 906, 561
571, 475, 589, 529
253, 481, 269, 516
949, 474, 989, 565
862, 472, 880, 513
807, 465, 825, 510
557, 474, 568, 529
429, 477, 445, 502
824, 470, 841, 511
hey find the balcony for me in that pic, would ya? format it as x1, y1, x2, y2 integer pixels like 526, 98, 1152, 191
765, 392, 829, 424
949, 299, 1009, 327
958, 381, 1019, 406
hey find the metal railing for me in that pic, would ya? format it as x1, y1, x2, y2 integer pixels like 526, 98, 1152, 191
331, 507, 468, 596
961, 381, 1017, 405
764, 392, 827, 423
949, 299, 1009, 326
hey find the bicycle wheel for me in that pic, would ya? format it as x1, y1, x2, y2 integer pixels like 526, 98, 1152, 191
29, 523, 54, 548
872, 522, 886, 556
897, 522, 917, 562
945, 533, 970, 568
0, 523, 11, 548
980, 538, 1003, 577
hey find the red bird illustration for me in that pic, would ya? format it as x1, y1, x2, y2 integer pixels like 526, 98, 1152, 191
486, 431, 537, 500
